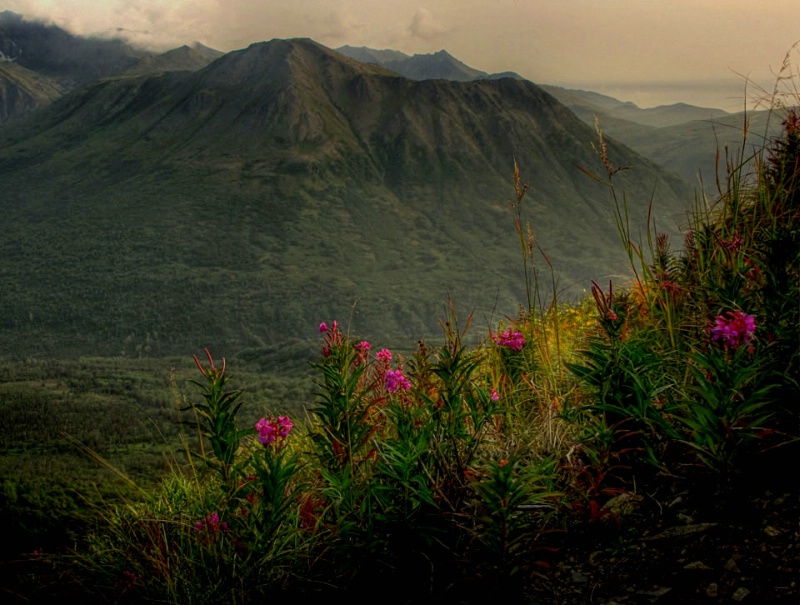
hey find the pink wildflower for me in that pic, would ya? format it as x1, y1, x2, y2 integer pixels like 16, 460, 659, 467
277, 415, 294, 438
376, 348, 393, 363
384, 369, 411, 393
256, 416, 294, 446
493, 328, 526, 351
709, 310, 756, 349
255, 417, 276, 445
490, 388, 500, 402
319, 320, 344, 357
353, 340, 371, 366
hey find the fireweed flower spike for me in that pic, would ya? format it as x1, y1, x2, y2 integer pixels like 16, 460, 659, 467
277, 416, 294, 438
384, 368, 411, 393
193, 347, 225, 378
319, 320, 344, 357
709, 310, 756, 349
492, 328, 526, 351
255, 417, 276, 445
256, 416, 294, 446
354, 340, 371, 365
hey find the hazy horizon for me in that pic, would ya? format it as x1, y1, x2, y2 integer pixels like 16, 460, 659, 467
3, 1, 798, 111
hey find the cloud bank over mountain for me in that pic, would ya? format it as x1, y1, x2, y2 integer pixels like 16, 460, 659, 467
3, 1, 798, 109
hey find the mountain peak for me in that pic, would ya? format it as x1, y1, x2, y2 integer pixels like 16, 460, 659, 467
335, 45, 409, 65
201, 37, 397, 89
121, 42, 223, 77
337, 45, 523, 82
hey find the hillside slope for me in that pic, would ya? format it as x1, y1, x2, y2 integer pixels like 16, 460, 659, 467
0, 60, 62, 120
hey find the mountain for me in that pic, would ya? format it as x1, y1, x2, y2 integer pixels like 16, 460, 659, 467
122, 43, 224, 77
383, 49, 492, 81
333, 45, 759, 189
541, 85, 729, 128
0, 11, 146, 88
536, 85, 786, 186
336, 45, 410, 65
337, 46, 524, 82
609, 109, 784, 187
0, 38, 692, 358
0, 10, 150, 119
0, 60, 62, 120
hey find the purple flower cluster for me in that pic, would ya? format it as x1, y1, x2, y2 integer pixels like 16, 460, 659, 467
384, 369, 411, 393
493, 328, 526, 351
709, 310, 756, 349
255, 416, 294, 446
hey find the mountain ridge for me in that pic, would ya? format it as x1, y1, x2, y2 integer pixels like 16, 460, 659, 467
336, 45, 524, 82
121, 42, 224, 77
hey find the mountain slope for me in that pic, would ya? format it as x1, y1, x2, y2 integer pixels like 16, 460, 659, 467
0, 38, 692, 357
541, 85, 729, 128
0, 11, 147, 86
0, 60, 62, 119
0, 10, 150, 119
613, 109, 783, 186
334, 45, 744, 188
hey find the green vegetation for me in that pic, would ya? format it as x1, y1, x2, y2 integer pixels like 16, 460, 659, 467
3, 100, 794, 603
0, 355, 314, 561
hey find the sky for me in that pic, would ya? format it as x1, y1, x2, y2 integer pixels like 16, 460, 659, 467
4, 0, 799, 111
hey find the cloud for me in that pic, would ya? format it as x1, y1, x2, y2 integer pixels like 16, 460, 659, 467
3, 0, 796, 109
407, 8, 449, 41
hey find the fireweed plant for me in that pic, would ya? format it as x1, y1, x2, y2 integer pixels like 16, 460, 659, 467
302, 311, 561, 598
67, 81, 798, 603
74, 351, 309, 603
569, 98, 799, 496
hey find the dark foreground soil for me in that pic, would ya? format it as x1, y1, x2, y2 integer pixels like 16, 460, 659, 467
2, 472, 797, 604
535, 474, 799, 604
